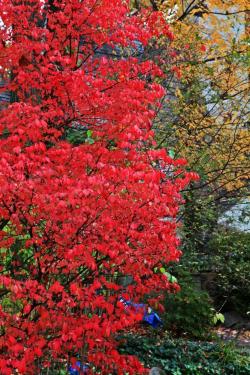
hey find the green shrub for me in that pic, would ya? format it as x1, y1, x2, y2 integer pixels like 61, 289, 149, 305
163, 271, 214, 339
119, 335, 250, 375
207, 230, 250, 315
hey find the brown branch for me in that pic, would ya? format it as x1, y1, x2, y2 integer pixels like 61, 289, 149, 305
205, 10, 249, 17
177, 0, 197, 21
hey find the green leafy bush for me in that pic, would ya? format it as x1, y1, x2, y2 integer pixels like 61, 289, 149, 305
207, 230, 250, 315
119, 335, 250, 375
163, 272, 214, 339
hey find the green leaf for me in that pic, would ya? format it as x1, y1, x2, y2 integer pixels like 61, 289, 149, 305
213, 313, 225, 324
163, 271, 177, 283
87, 129, 92, 138
169, 149, 175, 158
216, 313, 225, 323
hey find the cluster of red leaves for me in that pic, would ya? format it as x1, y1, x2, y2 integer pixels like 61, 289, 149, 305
0, 1, 198, 373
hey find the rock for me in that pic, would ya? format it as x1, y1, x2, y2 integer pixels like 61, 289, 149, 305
149, 367, 165, 375
224, 311, 249, 329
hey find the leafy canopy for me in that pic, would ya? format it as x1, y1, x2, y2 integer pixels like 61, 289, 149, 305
0, 1, 196, 373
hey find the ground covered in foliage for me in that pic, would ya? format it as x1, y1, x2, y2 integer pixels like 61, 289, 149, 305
118, 334, 250, 375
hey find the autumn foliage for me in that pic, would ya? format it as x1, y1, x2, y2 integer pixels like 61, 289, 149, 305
144, 0, 249, 199
0, 1, 196, 373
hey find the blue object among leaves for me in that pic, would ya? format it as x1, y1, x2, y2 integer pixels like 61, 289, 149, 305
143, 307, 162, 328
119, 297, 163, 328
68, 361, 89, 375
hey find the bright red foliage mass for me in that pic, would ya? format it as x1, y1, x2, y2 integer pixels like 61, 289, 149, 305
0, 1, 197, 373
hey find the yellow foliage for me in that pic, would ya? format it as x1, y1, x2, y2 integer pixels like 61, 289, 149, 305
132, 1, 249, 197
137, 0, 250, 197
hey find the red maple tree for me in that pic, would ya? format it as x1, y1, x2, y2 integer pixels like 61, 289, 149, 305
0, 1, 197, 373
